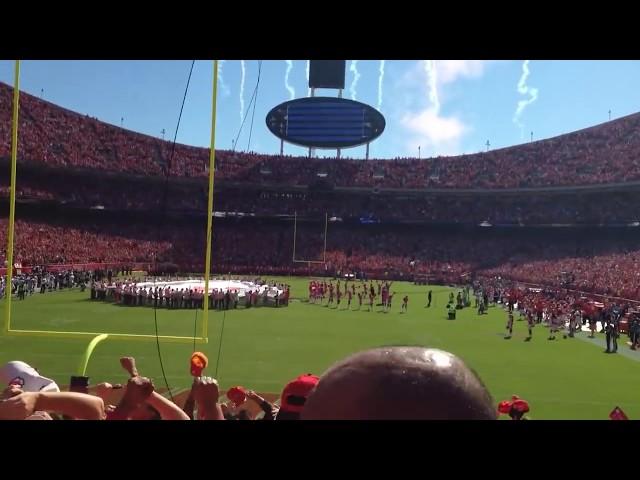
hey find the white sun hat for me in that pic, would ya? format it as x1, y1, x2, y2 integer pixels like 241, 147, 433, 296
0, 361, 60, 393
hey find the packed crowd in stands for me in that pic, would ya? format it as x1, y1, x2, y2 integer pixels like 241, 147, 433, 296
216, 189, 640, 225
4, 215, 640, 301
4, 169, 640, 225
0, 219, 172, 265
5, 81, 640, 189
482, 250, 640, 299
0, 177, 204, 212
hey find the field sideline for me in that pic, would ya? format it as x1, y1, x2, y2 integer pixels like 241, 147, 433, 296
1, 276, 638, 419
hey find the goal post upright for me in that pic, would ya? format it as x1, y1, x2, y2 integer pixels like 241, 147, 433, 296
4, 60, 20, 335
3, 60, 210, 345
202, 59, 219, 342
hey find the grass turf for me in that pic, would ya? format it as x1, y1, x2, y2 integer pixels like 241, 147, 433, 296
0, 276, 637, 419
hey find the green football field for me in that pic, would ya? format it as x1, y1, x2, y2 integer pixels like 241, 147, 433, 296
0, 276, 637, 420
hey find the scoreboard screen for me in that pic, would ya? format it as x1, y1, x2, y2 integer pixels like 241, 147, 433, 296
266, 97, 385, 149
309, 60, 346, 89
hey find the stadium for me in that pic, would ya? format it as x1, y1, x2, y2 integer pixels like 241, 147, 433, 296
1, 60, 640, 420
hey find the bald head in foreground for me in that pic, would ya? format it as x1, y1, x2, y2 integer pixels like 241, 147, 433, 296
301, 347, 496, 420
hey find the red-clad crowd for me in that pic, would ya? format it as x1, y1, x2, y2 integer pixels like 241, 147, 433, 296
482, 251, 640, 300
4, 81, 640, 189
4, 215, 640, 301
0, 219, 172, 266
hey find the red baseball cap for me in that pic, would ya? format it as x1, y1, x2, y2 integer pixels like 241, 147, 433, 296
511, 399, 530, 413
226, 386, 247, 406
279, 373, 319, 413
497, 400, 512, 415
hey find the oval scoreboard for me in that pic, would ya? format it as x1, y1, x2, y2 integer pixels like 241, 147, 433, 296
266, 97, 386, 149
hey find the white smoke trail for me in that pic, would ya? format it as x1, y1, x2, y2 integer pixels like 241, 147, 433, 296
284, 60, 295, 99
349, 60, 360, 100
424, 60, 440, 113
513, 60, 538, 134
306, 60, 310, 96
239, 60, 246, 124
377, 60, 385, 111
217, 60, 230, 96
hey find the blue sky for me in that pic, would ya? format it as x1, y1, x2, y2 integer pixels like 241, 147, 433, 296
1, 60, 640, 159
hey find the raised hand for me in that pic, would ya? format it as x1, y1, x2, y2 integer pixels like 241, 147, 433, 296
119, 357, 139, 377
193, 376, 223, 420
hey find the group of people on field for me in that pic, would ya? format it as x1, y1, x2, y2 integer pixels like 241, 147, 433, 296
474, 277, 638, 352
90, 278, 290, 310
308, 279, 408, 313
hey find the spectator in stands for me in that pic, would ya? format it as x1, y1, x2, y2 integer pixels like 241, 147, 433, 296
99, 356, 189, 420
274, 373, 319, 420
6, 80, 640, 191
301, 346, 496, 420
0, 360, 60, 393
